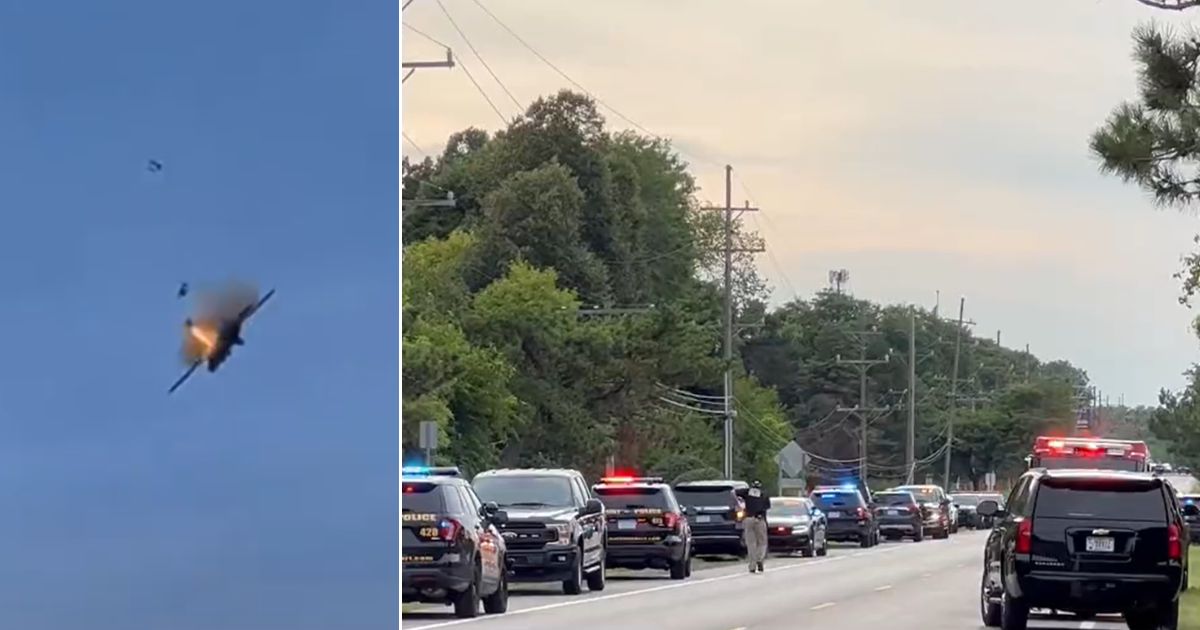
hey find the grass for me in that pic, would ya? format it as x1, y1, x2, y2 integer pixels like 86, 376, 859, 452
1183, 546, 1200, 629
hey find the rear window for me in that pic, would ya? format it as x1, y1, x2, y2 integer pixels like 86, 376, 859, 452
1034, 478, 1167, 522
674, 487, 737, 508
894, 487, 940, 503
595, 486, 671, 510
769, 499, 811, 516
1036, 456, 1141, 472
810, 491, 863, 509
402, 482, 445, 513
874, 493, 915, 506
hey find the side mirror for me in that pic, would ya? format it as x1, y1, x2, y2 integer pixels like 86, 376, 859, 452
582, 498, 604, 516
682, 505, 694, 516
976, 500, 1003, 518
491, 509, 509, 525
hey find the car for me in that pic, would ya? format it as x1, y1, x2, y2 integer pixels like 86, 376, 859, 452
872, 491, 925, 542
592, 476, 693, 579
808, 486, 879, 547
765, 496, 828, 556
673, 480, 748, 557
978, 468, 1189, 629
402, 467, 510, 618
953, 492, 1005, 529
472, 468, 607, 594
890, 484, 952, 539
1179, 494, 1200, 544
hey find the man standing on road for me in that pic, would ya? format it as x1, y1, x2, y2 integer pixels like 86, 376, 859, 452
737, 480, 771, 573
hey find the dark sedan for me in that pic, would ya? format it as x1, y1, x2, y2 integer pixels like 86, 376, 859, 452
766, 497, 828, 557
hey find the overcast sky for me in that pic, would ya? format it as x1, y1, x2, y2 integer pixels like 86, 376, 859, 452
403, 0, 1200, 406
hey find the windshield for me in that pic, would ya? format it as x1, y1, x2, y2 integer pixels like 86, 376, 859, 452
674, 487, 737, 508
1034, 478, 1166, 522
874, 493, 915, 506
402, 482, 445, 513
473, 476, 575, 508
595, 487, 670, 510
895, 487, 939, 503
768, 499, 811, 516
810, 491, 862, 509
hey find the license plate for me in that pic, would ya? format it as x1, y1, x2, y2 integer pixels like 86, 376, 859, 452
697, 515, 712, 523
1085, 536, 1115, 552
827, 511, 841, 518
618, 519, 637, 530
889, 510, 900, 515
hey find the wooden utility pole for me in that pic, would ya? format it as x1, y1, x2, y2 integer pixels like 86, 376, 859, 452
943, 298, 975, 490
700, 166, 762, 479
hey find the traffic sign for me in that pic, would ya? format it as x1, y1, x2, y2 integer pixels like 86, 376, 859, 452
776, 441, 809, 477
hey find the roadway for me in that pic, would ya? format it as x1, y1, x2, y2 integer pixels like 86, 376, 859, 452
402, 530, 1127, 630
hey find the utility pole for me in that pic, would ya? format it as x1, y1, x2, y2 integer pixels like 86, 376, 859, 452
996, 330, 1001, 346
402, 1, 455, 83
837, 330, 891, 485
907, 309, 917, 484
700, 166, 762, 479
943, 298, 975, 491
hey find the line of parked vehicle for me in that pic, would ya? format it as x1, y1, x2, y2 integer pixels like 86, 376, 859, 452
401, 464, 1009, 619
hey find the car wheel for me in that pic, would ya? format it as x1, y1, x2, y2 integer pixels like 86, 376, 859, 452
801, 544, 815, 558
1000, 589, 1028, 630
913, 527, 925, 543
482, 571, 508, 614
453, 568, 481, 618
563, 551, 584, 595
669, 555, 688, 580
860, 533, 872, 548
980, 569, 1001, 627
684, 554, 692, 577
585, 554, 606, 592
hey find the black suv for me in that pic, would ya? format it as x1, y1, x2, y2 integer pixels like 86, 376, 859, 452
872, 491, 924, 542
809, 487, 879, 547
891, 484, 952, 539
1179, 494, 1200, 544
402, 467, 510, 618
471, 468, 607, 594
593, 476, 692, 579
978, 469, 1189, 629
673, 480, 748, 557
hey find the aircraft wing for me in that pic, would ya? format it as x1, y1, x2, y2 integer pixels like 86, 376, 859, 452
238, 288, 275, 321
168, 360, 202, 395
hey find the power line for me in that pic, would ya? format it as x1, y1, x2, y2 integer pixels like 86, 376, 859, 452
456, 56, 510, 127
404, 22, 450, 49
403, 131, 427, 157
436, 0, 522, 112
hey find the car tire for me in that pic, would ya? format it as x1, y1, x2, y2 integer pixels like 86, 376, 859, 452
817, 535, 828, 556
802, 545, 815, 558
453, 569, 481, 619
935, 527, 950, 540
669, 556, 688, 580
684, 554, 692, 577
482, 572, 508, 614
586, 557, 606, 592
1127, 599, 1180, 630
1000, 589, 1028, 630
980, 569, 1001, 628
913, 527, 925, 543
860, 533, 872, 548
563, 552, 584, 595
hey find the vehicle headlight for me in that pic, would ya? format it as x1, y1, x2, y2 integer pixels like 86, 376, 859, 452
549, 523, 573, 545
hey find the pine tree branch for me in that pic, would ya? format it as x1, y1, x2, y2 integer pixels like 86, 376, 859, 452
1135, 0, 1200, 10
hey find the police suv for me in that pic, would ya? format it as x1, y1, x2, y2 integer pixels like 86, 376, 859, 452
402, 467, 510, 618
593, 476, 693, 579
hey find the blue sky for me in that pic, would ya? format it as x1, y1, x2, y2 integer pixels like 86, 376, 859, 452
0, 1, 397, 628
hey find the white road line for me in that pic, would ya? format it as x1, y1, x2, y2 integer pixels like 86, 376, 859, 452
406, 545, 910, 629
873, 585, 892, 592
810, 602, 836, 611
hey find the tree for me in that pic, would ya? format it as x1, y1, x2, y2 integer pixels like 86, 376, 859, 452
1092, 25, 1200, 311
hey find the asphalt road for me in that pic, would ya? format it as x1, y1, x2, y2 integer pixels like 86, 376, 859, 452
403, 529, 1136, 630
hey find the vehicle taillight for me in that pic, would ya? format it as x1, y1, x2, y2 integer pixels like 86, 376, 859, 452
662, 512, 680, 530
1015, 518, 1032, 553
1168, 524, 1183, 561
438, 519, 462, 542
